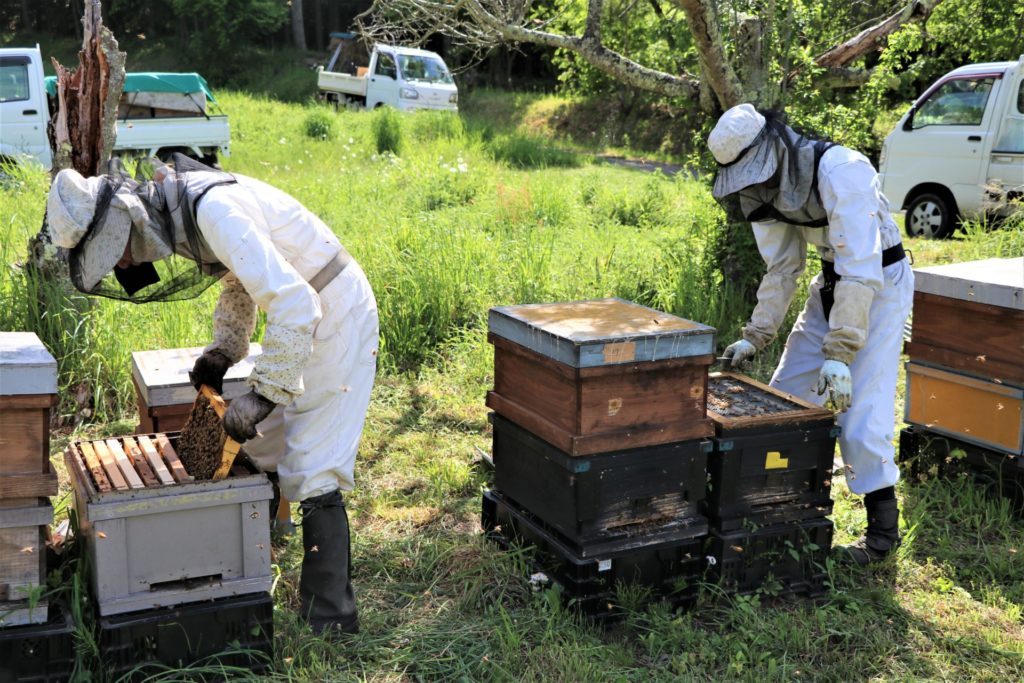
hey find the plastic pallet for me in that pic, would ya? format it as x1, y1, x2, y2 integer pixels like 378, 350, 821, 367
491, 412, 710, 552
899, 426, 1024, 512
482, 490, 703, 617
99, 592, 273, 681
706, 517, 833, 597
0, 603, 76, 683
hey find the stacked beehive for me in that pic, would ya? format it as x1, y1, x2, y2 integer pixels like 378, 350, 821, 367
702, 373, 836, 596
0, 333, 77, 681
480, 298, 717, 616
900, 257, 1024, 510
65, 347, 276, 679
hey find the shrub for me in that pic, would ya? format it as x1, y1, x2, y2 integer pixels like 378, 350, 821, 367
409, 111, 466, 142
372, 107, 404, 155
302, 108, 337, 141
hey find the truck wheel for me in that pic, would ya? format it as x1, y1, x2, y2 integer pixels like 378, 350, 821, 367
905, 192, 956, 239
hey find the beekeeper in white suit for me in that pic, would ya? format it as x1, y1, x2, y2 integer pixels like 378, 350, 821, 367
46, 155, 377, 633
709, 104, 914, 565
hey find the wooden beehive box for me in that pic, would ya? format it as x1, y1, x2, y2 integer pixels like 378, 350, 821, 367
905, 361, 1023, 455
0, 333, 59, 508
486, 298, 716, 456
907, 257, 1023, 385
0, 503, 51, 627
131, 344, 261, 433
64, 433, 273, 616
703, 373, 837, 529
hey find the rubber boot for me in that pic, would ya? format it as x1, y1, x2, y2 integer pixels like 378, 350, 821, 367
837, 498, 901, 565
299, 490, 359, 635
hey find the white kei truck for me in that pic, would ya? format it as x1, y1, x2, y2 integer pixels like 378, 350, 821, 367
317, 43, 458, 112
879, 56, 1024, 238
0, 46, 230, 170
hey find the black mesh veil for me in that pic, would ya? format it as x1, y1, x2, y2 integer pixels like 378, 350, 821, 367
68, 154, 237, 303
715, 112, 836, 228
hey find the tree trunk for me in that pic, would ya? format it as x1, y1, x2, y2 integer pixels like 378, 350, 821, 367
20, 0, 34, 31
313, 0, 325, 52
27, 0, 126, 425
292, 0, 307, 50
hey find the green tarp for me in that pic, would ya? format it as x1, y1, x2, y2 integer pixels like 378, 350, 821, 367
44, 72, 217, 103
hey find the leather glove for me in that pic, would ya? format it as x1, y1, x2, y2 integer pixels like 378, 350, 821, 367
722, 339, 757, 368
223, 390, 277, 442
189, 349, 233, 394
816, 359, 852, 413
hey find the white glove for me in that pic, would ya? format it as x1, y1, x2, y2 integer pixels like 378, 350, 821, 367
816, 360, 852, 412
722, 339, 757, 368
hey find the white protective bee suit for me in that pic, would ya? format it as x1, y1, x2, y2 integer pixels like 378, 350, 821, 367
195, 175, 379, 503
712, 106, 914, 496
744, 145, 914, 494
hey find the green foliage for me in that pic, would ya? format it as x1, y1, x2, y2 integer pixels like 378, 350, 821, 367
486, 133, 582, 169
371, 106, 404, 155
302, 107, 338, 141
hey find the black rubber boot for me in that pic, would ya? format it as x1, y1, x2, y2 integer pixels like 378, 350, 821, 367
837, 498, 901, 565
299, 490, 359, 635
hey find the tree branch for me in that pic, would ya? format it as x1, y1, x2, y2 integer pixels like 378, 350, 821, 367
669, 0, 745, 110
815, 0, 941, 68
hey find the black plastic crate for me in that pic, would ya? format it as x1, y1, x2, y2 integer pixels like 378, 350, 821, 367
900, 426, 1024, 512
0, 604, 75, 683
482, 490, 703, 616
491, 412, 709, 553
99, 592, 273, 681
706, 517, 833, 597
710, 498, 835, 532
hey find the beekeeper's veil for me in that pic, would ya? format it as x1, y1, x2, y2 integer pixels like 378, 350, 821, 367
709, 104, 836, 227
46, 155, 236, 302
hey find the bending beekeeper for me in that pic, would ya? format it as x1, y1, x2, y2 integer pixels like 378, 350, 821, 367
46, 156, 378, 633
709, 104, 914, 565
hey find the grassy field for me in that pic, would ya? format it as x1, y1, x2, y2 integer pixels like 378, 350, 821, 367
1, 92, 1022, 682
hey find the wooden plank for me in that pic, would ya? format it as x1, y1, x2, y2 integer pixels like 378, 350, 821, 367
91, 441, 129, 491
155, 434, 193, 483
0, 525, 47, 626
105, 439, 145, 489
0, 394, 57, 409
136, 435, 176, 486
77, 442, 113, 493
121, 437, 160, 487
0, 472, 58, 499
0, 408, 48, 474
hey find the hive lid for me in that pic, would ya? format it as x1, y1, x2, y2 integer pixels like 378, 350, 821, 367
706, 372, 834, 431
0, 332, 58, 396
913, 257, 1023, 310
132, 343, 261, 406
488, 298, 716, 368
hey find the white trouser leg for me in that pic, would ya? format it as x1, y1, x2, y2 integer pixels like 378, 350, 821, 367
244, 264, 379, 502
770, 260, 914, 495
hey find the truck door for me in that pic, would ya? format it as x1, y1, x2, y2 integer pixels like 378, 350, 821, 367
901, 74, 1004, 215
367, 51, 400, 109
0, 54, 51, 168
990, 72, 1024, 206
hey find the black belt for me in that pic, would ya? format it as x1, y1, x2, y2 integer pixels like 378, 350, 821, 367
308, 248, 352, 293
820, 243, 906, 319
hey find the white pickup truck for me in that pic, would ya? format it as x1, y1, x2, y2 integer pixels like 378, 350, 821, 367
879, 56, 1024, 238
0, 46, 230, 170
317, 43, 458, 112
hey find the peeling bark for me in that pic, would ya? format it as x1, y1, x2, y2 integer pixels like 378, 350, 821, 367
670, 0, 745, 110
815, 0, 941, 69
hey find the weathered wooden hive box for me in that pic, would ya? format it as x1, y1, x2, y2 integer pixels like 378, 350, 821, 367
490, 412, 709, 556
131, 344, 261, 433
703, 373, 837, 529
487, 298, 716, 456
905, 362, 1023, 455
907, 257, 1023, 384
904, 257, 1024, 455
0, 332, 58, 627
65, 433, 272, 617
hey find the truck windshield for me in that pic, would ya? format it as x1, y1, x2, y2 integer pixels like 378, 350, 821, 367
397, 55, 453, 85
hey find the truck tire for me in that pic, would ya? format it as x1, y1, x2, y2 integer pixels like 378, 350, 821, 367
905, 192, 957, 239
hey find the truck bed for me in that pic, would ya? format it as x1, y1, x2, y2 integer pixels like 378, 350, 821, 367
317, 69, 368, 97
114, 115, 230, 156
